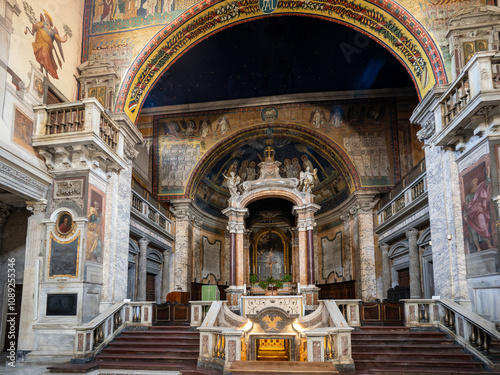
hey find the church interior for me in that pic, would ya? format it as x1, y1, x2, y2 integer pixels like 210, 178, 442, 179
1, 0, 500, 374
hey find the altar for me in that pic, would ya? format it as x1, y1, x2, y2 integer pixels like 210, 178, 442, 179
241, 295, 304, 317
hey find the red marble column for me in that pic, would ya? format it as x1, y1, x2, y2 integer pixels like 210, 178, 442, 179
307, 229, 315, 285
230, 232, 236, 286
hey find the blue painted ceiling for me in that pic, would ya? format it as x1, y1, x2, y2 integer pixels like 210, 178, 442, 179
144, 16, 415, 107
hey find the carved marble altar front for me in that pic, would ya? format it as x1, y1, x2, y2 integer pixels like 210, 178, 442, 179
241, 296, 304, 317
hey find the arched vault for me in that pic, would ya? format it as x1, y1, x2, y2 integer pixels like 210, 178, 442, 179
116, 0, 447, 123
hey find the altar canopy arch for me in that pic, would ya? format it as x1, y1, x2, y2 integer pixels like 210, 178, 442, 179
117, 0, 447, 123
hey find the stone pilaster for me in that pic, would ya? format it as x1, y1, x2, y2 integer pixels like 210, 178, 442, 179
350, 192, 378, 301
171, 199, 194, 293
340, 212, 352, 281
424, 144, 468, 300
406, 228, 422, 299
193, 218, 203, 283
379, 243, 391, 299
136, 238, 149, 301
161, 249, 171, 302
18, 200, 47, 354
101, 163, 134, 309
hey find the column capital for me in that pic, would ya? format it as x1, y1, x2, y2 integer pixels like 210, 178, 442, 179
340, 212, 350, 222
292, 203, 321, 216
138, 237, 150, 247
193, 217, 203, 229
227, 222, 245, 234
405, 228, 419, 241
25, 200, 47, 215
0, 203, 13, 224
221, 207, 249, 220
379, 242, 390, 253
170, 198, 193, 220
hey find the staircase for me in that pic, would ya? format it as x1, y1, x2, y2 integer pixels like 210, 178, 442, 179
95, 324, 221, 375
348, 326, 500, 375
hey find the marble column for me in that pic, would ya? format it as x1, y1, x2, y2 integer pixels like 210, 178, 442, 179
379, 243, 391, 299
171, 199, 193, 293
340, 212, 352, 281
406, 228, 422, 299
424, 144, 468, 300
161, 249, 171, 302
350, 193, 378, 301
136, 238, 149, 301
18, 200, 46, 354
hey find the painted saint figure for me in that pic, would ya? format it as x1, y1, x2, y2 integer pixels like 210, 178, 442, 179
27, 10, 68, 79
87, 201, 103, 262
464, 172, 493, 252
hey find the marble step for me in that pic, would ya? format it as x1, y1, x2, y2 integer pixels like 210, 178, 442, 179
229, 360, 339, 374
354, 358, 485, 369
116, 334, 200, 341
102, 346, 199, 355
352, 351, 475, 360
109, 340, 199, 348
97, 361, 222, 374
351, 343, 465, 353
366, 366, 500, 375
97, 353, 199, 362
351, 331, 446, 339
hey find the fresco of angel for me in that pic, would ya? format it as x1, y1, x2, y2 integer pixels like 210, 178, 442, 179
24, 6, 70, 80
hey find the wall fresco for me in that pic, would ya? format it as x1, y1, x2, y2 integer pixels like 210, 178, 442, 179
460, 155, 496, 255
11, 1, 82, 100
86, 186, 106, 263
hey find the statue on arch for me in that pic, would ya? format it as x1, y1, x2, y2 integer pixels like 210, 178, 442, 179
223, 171, 241, 197
300, 167, 318, 193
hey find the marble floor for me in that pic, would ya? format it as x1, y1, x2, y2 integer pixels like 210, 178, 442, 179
0, 352, 51, 374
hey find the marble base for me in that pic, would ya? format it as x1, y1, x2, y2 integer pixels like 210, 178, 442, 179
466, 249, 499, 276
226, 286, 245, 312
300, 285, 320, 312
468, 274, 500, 323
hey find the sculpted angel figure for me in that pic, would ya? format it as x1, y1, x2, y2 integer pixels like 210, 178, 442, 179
223, 171, 241, 197
300, 167, 318, 193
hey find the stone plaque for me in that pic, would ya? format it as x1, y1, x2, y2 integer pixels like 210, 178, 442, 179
46, 294, 77, 316
202, 236, 221, 280
49, 233, 80, 277
321, 232, 343, 279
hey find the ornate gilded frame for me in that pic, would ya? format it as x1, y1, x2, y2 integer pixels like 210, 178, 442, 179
251, 227, 290, 277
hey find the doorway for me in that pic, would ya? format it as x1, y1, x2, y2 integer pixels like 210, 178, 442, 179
146, 273, 156, 301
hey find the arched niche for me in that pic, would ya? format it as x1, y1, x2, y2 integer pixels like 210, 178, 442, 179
117, 0, 447, 122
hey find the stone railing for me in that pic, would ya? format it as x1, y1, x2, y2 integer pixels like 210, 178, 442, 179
295, 300, 354, 370
403, 299, 500, 370
190, 301, 213, 327
73, 301, 153, 360
32, 98, 133, 173
130, 190, 172, 234
335, 299, 361, 327
433, 51, 500, 147
197, 301, 248, 372
377, 159, 427, 227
